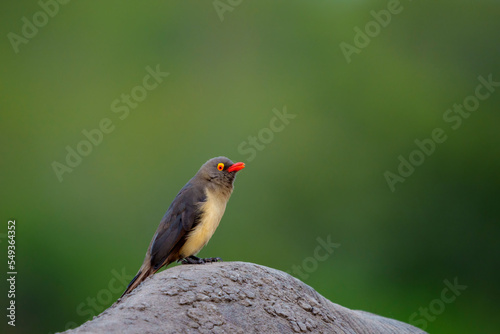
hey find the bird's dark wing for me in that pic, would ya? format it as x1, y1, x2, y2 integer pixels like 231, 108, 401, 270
149, 181, 206, 270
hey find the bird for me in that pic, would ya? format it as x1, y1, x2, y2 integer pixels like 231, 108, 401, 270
120, 156, 245, 297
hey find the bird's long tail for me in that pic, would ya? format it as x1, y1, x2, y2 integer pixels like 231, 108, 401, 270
120, 265, 154, 298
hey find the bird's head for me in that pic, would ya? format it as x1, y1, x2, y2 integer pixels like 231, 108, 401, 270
196, 156, 245, 191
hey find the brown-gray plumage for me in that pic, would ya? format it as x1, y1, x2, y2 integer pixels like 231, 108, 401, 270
120, 157, 245, 297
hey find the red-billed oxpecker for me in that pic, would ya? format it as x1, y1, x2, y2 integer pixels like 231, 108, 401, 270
121, 157, 245, 297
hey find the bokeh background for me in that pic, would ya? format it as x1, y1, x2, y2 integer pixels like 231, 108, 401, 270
1, 1, 499, 333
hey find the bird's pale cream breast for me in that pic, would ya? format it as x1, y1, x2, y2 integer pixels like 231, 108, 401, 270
179, 187, 230, 258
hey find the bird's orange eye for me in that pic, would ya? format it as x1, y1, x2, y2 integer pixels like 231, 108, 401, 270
217, 163, 224, 171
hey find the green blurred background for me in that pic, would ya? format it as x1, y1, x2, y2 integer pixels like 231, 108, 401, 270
1, 1, 499, 333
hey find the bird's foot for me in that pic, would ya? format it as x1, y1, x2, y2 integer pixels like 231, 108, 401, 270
181, 256, 204, 264
181, 256, 222, 265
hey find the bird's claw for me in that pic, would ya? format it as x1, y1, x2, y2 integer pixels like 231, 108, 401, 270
180, 256, 222, 265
